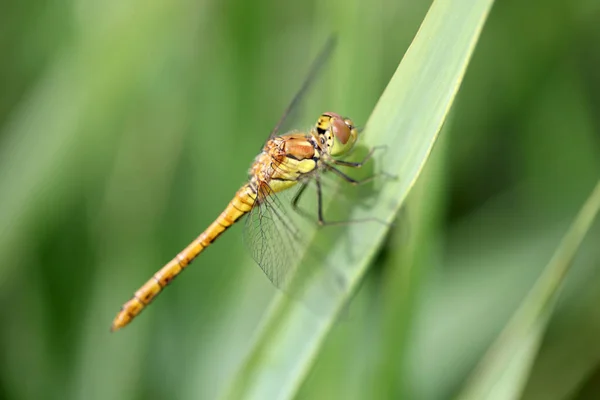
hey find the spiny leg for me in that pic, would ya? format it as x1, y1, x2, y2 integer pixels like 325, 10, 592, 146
291, 181, 309, 210
325, 164, 379, 186
328, 145, 396, 183
289, 178, 358, 226
317, 144, 394, 226
290, 177, 351, 226
314, 175, 390, 227
316, 177, 325, 224
291, 180, 344, 226
329, 145, 385, 168
290, 181, 316, 223
291, 146, 393, 227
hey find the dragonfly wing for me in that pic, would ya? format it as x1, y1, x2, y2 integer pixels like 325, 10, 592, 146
243, 182, 306, 289
244, 180, 348, 313
266, 35, 337, 142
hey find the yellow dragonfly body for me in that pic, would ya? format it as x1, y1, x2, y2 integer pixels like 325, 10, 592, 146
111, 112, 362, 331
110, 37, 378, 332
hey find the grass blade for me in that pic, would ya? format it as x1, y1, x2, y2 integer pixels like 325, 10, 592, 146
222, 0, 495, 398
456, 181, 600, 400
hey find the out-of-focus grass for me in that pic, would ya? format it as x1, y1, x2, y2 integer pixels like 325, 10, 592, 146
457, 181, 600, 400
1, 0, 600, 400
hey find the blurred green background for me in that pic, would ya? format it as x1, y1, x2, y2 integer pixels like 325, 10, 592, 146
1, 0, 599, 399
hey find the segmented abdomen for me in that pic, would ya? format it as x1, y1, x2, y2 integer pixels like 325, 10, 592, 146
110, 184, 256, 331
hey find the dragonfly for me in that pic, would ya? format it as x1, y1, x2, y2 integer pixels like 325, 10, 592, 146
111, 37, 380, 332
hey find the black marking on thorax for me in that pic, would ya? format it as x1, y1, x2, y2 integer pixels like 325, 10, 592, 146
307, 136, 322, 161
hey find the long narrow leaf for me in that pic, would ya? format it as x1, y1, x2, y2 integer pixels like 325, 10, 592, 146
457, 181, 600, 400
223, 0, 495, 398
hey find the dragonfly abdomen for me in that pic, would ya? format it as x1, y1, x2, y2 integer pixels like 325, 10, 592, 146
110, 184, 256, 331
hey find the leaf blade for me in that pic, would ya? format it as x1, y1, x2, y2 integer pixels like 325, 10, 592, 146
223, 0, 496, 398
456, 181, 600, 400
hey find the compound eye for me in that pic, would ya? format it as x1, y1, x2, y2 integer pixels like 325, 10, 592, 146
330, 116, 351, 145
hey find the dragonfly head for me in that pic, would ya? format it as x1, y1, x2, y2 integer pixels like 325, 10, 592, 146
314, 112, 358, 157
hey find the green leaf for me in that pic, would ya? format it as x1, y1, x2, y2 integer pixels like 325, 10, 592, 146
456, 181, 600, 400
222, 0, 495, 398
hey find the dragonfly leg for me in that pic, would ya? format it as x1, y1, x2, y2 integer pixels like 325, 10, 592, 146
290, 177, 390, 227
291, 181, 308, 208
325, 164, 380, 186
291, 181, 319, 223
291, 150, 393, 227
316, 177, 325, 224
314, 176, 390, 227
327, 145, 396, 184
329, 145, 387, 168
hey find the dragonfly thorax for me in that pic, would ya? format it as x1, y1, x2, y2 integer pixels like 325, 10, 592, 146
248, 134, 320, 196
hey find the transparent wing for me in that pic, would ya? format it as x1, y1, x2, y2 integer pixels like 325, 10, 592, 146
243, 178, 353, 315
266, 35, 337, 142
243, 182, 308, 290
